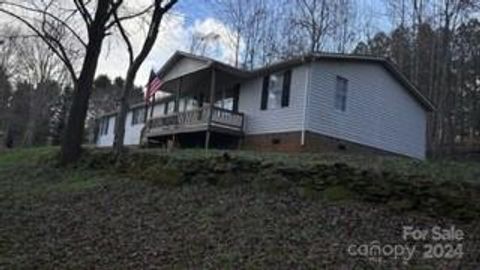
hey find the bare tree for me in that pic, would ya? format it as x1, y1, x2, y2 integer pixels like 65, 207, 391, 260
112, 0, 178, 157
12, 37, 67, 146
0, 26, 22, 77
0, 0, 149, 164
214, 0, 247, 67
215, 0, 288, 69
291, 0, 333, 53
331, 0, 357, 53
189, 32, 221, 57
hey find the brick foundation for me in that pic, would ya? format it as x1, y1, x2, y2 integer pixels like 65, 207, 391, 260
303, 131, 394, 156
242, 130, 398, 157
242, 131, 303, 152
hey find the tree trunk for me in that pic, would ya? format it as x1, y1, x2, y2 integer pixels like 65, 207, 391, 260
23, 84, 40, 146
111, 0, 178, 159
60, 33, 105, 165
112, 68, 135, 156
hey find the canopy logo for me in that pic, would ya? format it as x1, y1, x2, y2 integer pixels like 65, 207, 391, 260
347, 225, 465, 265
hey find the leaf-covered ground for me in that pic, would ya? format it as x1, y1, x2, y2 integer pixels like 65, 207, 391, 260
0, 148, 479, 269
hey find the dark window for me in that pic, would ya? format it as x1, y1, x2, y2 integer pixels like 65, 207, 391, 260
335, 76, 348, 111
198, 93, 204, 107
99, 117, 110, 135
233, 84, 240, 112
131, 107, 145, 126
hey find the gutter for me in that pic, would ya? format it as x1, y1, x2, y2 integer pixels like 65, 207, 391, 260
301, 61, 312, 146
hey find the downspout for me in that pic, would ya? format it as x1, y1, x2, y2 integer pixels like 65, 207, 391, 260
301, 61, 312, 146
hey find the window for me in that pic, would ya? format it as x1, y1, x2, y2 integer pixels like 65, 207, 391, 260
99, 117, 110, 136
131, 107, 145, 126
186, 97, 198, 111
261, 70, 291, 110
267, 73, 283, 109
164, 101, 175, 115
214, 96, 234, 110
156, 104, 165, 116
335, 76, 348, 111
178, 98, 186, 112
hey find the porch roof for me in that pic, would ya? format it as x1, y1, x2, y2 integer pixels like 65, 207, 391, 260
157, 51, 250, 95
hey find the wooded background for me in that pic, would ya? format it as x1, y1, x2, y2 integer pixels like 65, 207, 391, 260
0, 0, 479, 157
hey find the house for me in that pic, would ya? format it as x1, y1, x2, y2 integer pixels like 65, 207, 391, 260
96, 51, 434, 159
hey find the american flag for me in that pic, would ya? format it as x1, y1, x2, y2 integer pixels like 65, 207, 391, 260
145, 70, 162, 103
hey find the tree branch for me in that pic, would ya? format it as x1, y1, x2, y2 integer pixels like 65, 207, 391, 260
0, 7, 78, 82
73, 0, 93, 26
105, 3, 155, 29
113, 6, 134, 64
0, 1, 87, 48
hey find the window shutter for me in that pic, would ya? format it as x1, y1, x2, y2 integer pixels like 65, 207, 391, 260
281, 70, 291, 107
260, 75, 269, 110
233, 84, 240, 112
131, 109, 135, 126
105, 117, 109, 134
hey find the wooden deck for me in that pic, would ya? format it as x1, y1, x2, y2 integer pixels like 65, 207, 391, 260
144, 106, 244, 138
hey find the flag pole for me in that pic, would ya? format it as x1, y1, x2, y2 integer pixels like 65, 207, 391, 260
144, 96, 149, 125
150, 94, 156, 118
144, 68, 155, 127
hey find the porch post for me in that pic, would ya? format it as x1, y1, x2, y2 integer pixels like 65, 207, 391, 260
149, 95, 155, 118
173, 77, 182, 148
205, 67, 216, 151
174, 78, 182, 112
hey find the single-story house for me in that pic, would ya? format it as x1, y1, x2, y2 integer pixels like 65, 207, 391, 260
96, 51, 434, 159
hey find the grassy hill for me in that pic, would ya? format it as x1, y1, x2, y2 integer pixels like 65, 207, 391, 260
0, 147, 479, 269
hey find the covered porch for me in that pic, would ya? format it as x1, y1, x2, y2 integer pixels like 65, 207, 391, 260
142, 60, 249, 149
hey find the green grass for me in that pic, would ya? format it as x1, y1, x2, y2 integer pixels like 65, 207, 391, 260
0, 147, 106, 201
0, 146, 57, 165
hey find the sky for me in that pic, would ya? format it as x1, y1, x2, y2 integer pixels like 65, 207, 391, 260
0, 0, 392, 88
95, 0, 392, 87
96, 0, 237, 86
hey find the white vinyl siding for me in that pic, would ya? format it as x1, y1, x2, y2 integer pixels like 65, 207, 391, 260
306, 61, 427, 159
162, 58, 209, 82
96, 110, 145, 146
124, 111, 144, 145
238, 65, 308, 135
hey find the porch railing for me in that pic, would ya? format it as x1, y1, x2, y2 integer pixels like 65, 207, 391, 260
145, 106, 244, 135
